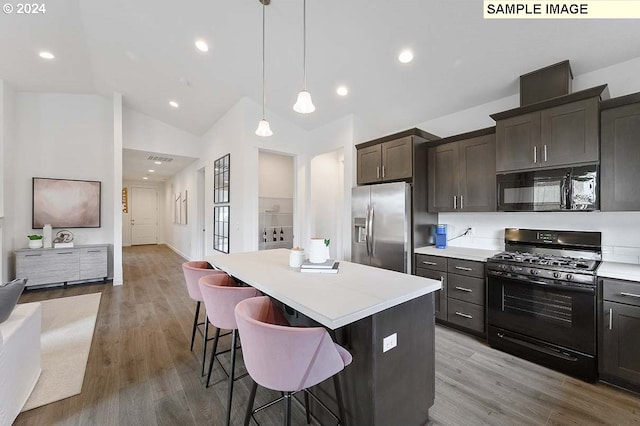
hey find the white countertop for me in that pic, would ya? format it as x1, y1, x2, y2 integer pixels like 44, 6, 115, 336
597, 262, 640, 282
414, 246, 501, 262
206, 249, 441, 330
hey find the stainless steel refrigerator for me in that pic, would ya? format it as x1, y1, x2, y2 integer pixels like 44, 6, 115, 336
352, 182, 414, 273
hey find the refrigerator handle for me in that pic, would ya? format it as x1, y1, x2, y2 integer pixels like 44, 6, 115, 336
368, 205, 374, 256
365, 205, 371, 256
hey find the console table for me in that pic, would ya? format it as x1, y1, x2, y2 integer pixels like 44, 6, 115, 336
14, 244, 109, 288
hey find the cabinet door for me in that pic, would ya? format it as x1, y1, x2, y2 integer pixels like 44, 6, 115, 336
459, 133, 496, 212
381, 137, 413, 181
357, 145, 382, 185
602, 301, 640, 384
496, 111, 540, 172
601, 103, 640, 211
428, 142, 458, 212
540, 97, 599, 168
415, 267, 447, 321
80, 246, 108, 280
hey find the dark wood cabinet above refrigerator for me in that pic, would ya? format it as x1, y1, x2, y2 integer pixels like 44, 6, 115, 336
600, 92, 640, 212
355, 128, 439, 185
491, 85, 608, 173
427, 127, 496, 213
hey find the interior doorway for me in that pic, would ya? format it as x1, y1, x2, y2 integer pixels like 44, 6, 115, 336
310, 148, 345, 260
258, 151, 295, 251
131, 187, 158, 245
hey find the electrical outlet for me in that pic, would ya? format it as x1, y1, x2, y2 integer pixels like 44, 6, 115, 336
383, 333, 397, 353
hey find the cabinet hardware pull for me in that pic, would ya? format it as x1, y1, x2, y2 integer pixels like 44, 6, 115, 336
453, 195, 457, 210
422, 261, 437, 265
382, 166, 385, 178
460, 195, 463, 210
455, 312, 472, 319
620, 292, 640, 298
543, 144, 548, 162
87, 250, 101, 253
455, 266, 473, 271
609, 308, 613, 330
25, 254, 42, 257
455, 286, 473, 292
533, 146, 537, 163
57, 252, 73, 255
376, 166, 380, 179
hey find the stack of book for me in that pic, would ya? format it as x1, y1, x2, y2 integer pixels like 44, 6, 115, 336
300, 259, 339, 274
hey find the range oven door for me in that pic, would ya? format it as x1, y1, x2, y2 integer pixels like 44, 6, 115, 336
487, 271, 597, 381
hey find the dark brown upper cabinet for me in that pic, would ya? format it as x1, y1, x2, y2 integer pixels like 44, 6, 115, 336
356, 128, 439, 185
492, 85, 608, 173
600, 93, 640, 211
428, 128, 496, 213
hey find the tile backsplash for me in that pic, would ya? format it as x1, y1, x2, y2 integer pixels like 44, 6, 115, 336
439, 211, 640, 264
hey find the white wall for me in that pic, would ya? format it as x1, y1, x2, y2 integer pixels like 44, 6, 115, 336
0, 81, 17, 282
416, 58, 640, 265
163, 162, 199, 259
258, 151, 294, 199
123, 107, 201, 157
310, 149, 344, 259
10, 93, 115, 274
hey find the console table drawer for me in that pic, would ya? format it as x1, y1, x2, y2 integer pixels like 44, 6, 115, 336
80, 247, 108, 279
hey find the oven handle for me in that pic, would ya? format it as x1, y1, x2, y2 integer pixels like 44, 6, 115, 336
487, 271, 595, 294
496, 332, 578, 362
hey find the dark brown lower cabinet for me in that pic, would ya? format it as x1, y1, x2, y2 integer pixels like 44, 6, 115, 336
415, 266, 447, 320
599, 278, 640, 392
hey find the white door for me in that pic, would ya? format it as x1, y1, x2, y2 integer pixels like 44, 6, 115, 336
131, 187, 158, 245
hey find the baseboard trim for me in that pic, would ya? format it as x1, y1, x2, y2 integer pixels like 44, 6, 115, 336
163, 243, 190, 261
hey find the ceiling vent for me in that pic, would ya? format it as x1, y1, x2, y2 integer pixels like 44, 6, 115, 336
147, 155, 174, 162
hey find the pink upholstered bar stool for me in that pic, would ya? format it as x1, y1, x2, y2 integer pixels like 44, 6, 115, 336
199, 274, 260, 426
181, 261, 227, 375
235, 296, 352, 426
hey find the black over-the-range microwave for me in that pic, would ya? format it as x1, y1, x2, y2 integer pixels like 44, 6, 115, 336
497, 164, 598, 211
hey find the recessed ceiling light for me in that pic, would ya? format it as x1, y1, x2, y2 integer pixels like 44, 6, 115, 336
398, 49, 414, 64
195, 39, 209, 52
336, 86, 348, 96
148, 169, 155, 173
39, 51, 55, 60
143, 177, 149, 180
154, 161, 162, 165
169, 101, 179, 108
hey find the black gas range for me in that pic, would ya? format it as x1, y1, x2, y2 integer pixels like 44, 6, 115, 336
486, 228, 602, 382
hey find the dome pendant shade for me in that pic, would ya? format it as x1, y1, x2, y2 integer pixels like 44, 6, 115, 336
293, 90, 315, 114
255, 119, 273, 137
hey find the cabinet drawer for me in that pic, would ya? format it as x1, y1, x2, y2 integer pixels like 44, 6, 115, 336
448, 258, 485, 278
17, 250, 80, 286
603, 279, 640, 307
447, 299, 485, 333
415, 254, 447, 272
448, 274, 485, 305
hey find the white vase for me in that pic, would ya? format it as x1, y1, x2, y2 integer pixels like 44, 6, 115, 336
308, 238, 328, 263
28, 239, 43, 249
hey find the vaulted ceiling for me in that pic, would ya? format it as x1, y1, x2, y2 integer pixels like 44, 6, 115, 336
1, 0, 639, 137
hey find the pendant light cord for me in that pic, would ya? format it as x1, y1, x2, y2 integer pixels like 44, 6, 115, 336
261, 0, 266, 119
302, 0, 307, 90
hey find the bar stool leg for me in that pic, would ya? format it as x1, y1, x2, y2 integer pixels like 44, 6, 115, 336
304, 391, 311, 424
226, 329, 238, 426
284, 392, 292, 426
190, 301, 201, 351
202, 316, 209, 376
244, 381, 258, 426
333, 374, 347, 426
206, 327, 221, 388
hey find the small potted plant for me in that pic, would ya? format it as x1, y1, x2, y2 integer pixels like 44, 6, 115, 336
27, 234, 43, 249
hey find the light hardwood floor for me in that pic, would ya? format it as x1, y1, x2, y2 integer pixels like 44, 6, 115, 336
15, 245, 640, 425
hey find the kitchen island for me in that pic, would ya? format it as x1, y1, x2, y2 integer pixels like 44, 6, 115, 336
206, 249, 441, 426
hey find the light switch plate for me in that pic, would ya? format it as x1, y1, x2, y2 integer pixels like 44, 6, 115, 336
383, 333, 397, 353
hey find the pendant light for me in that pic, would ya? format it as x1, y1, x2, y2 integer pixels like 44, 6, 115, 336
255, 0, 273, 137
293, 0, 315, 114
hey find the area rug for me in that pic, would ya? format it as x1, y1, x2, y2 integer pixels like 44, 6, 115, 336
21, 292, 102, 412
